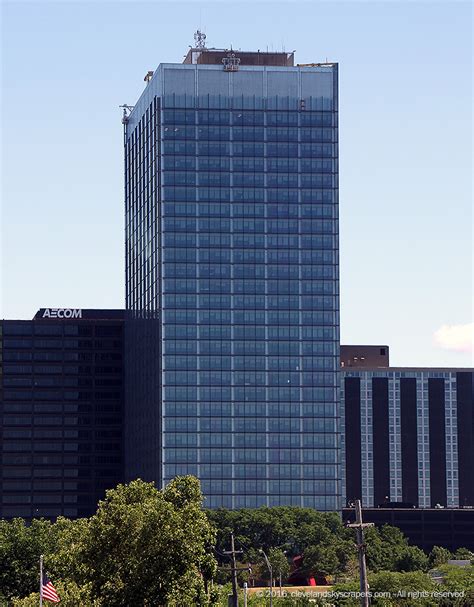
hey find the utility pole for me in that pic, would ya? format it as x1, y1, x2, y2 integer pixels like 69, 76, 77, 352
223, 532, 243, 607
259, 549, 273, 607
347, 500, 374, 607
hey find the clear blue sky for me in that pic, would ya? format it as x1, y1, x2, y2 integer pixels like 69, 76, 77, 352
1, 1, 472, 367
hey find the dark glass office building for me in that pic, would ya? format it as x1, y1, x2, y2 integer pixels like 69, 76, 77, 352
0, 309, 124, 519
341, 364, 474, 509
124, 47, 341, 509
343, 507, 474, 553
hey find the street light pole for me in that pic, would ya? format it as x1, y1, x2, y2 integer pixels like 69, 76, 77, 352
259, 549, 273, 607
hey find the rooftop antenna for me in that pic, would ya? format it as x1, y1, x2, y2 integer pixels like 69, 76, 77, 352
119, 104, 134, 124
194, 29, 206, 49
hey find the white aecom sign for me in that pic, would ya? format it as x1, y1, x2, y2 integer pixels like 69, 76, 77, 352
42, 308, 82, 319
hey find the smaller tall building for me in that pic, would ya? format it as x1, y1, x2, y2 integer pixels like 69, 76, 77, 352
341, 348, 474, 509
0, 309, 124, 519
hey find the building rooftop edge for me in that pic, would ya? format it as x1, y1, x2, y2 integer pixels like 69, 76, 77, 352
125, 50, 338, 125
342, 367, 474, 372
0, 309, 125, 322
342, 507, 474, 511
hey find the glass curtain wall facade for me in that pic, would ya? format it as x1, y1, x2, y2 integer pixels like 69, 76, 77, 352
125, 57, 340, 509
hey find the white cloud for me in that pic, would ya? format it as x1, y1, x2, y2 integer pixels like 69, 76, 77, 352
433, 323, 474, 353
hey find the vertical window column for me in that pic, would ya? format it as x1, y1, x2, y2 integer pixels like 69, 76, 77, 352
456, 372, 474, 507
445, 374, 458, 507
372, 377, 390, 505
417, 377, 430, 507
344, 376, 362, 504
428, 378, 447, 507
400, 378, 418, 505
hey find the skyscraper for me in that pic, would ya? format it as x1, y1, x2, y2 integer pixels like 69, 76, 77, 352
124, 44, 340, 509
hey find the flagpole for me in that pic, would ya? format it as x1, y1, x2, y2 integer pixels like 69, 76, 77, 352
39, 554, 43, 607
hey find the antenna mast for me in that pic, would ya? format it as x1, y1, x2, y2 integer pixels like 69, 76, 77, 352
194, 29, 207, 49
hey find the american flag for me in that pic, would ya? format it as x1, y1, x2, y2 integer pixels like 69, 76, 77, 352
41, 572, 60, 603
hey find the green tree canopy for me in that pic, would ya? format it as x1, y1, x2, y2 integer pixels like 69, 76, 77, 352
453, 548, 474, 562
207, 506, 439, 583
364, 524, 410, 572
302, 543, 339, 578
0, 518, 57, 601
48, 477, 217, 606
207, 506, 350, 560
396, 545, 429, 573
439, 564, 474, 606
262, 548, 291, 583
429, 546, 452, 568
